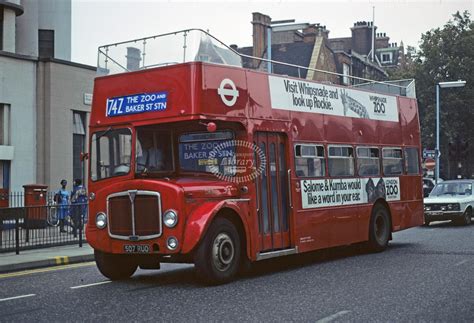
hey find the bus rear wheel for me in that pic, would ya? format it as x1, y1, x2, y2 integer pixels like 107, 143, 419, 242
194, 217, 241, 285
367, 204, 391, 252
94, 250, 138, 280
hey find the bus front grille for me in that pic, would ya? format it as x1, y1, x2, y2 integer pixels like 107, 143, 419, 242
107, 191, 162, 240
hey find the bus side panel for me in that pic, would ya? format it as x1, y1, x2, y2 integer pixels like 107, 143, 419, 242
352, 117, 378, 145
398, 175, 424, 230
294, 209, 331, 253
399, 97, 421, 147
388, 201, 405, 232
246, 70, 290, 121
323, 114, 353, 144
402, 200, 424, 229
329, 205, 363, 247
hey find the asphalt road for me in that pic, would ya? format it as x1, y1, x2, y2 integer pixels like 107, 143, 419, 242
1, 221, 473, 322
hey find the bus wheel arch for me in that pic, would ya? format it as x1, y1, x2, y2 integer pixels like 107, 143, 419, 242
215, 208, 252, 274
367, 200, 392, 252
193, 210, 245, 284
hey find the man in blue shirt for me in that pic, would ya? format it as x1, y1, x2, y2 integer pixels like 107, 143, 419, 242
71, 179, 88, 238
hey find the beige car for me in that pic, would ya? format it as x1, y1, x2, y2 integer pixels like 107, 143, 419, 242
424, 180, 474, 226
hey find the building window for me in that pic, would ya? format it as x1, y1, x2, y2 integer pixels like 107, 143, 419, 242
0, 160, 10, 189
0, 104, 10, 145
328, 145, 354, 176
342, 63, 350, 85
39, 29, 55, 58
73, 111, 86, 182
381, 52, 393, 63
294, 144, 325, 177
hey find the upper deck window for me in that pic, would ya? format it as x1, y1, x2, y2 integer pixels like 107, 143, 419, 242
328, 146, 354, 176
178, 131, 235, 176
294, 144, 325, 177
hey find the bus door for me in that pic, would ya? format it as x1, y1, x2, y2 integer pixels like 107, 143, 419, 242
255, 132, 291, 251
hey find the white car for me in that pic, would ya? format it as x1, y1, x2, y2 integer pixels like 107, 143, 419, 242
424, 180, 474, 226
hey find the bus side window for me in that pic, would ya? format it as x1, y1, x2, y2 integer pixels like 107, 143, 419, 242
356, 147, 380, 176
328, 145, 354, 177
382, 148, 403, 175
405, 147, 420, 175
294, 144, 325, 177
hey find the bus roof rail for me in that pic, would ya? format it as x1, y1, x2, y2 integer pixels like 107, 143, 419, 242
97, 28, 415, 98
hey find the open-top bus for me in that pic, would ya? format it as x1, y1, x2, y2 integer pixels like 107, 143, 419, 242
86, 29, 423, 284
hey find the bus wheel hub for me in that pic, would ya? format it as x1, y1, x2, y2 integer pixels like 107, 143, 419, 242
213, 233, 235, 271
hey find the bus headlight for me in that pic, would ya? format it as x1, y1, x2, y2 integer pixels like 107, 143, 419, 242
167, 237, 178, 250
163, 209, 178, 228
96, 212, 107, 229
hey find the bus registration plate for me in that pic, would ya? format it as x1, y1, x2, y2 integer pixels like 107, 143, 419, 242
124, 244, 150, 253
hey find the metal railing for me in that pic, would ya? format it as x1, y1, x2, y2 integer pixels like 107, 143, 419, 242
0, 195, 87, 254
97, 28, 411, 95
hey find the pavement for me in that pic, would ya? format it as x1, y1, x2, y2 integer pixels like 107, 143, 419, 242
0, 243, 95, 273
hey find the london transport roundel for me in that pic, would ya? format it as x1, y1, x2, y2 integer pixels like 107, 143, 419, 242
217, 78, 239, 107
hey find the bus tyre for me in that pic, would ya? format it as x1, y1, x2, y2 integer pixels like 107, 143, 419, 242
94, 250, 138, 280
367, 204, 391, 252
194, 217, 241, 285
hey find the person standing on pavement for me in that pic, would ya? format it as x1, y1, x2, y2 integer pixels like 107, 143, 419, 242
71, 179, 88, 238
55, 179, 70, 233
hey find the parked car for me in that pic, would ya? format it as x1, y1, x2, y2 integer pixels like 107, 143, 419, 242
424, 180, 473, 226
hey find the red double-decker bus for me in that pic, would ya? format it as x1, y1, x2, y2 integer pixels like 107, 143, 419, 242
86, 30, 423, 284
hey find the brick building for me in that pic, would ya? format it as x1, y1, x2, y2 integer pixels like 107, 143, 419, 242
237, 12, 405, 86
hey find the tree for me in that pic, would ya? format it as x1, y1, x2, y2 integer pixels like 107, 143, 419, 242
390, 11, 474, 178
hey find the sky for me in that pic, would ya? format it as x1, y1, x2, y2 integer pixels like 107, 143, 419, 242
71, 0, 474, 67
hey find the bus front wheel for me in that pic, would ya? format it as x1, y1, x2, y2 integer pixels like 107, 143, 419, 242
194, 217, 241, 285
94, 250, 137, 280
367, 204, 391, 252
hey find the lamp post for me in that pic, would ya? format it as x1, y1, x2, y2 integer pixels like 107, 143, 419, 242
267, 21, 310, 73
435, 80, 466, 183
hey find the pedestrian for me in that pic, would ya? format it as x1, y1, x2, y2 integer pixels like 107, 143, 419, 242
55, 179, 70, 233
71, 179, 88, 238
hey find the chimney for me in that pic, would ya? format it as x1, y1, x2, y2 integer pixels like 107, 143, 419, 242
351, 20, 376, 56
375, 31, 389, 49
126, 47, 142, 71
252, 12, 271, 67
317, 25, 329, 40
303, 24, 329, 43
303, 24, 317, 43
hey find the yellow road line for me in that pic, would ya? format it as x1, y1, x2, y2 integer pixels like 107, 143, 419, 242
54, 256, 70, 265
0, 261, 95, 279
